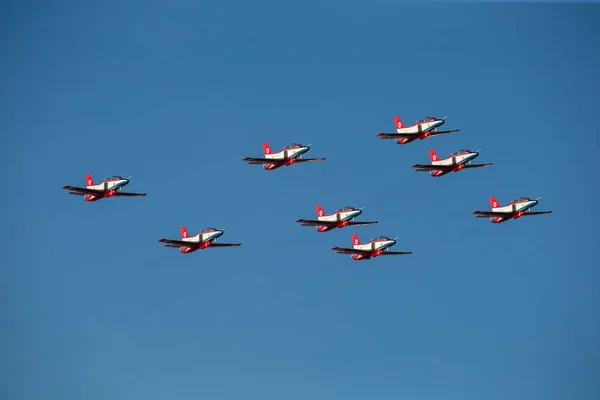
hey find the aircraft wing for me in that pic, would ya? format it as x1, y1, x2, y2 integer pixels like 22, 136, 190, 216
112, 191, 147, 197
296, 219, 334, 227
293, 158, 326, 163
209, 243, 241, 247
427, 129, 460, 137
463, 163, 493, 169
62, 185, 103, 196
474, 210, 552, 218
242, 157, 284, 165
158, 238, 198, 248
377, 251, 412, 255
472, 210, 515, 217
377, 132, 419, 139
521, 211, 552, 216
331, 246, 372, 256
346, 221, 378, 226
412, 164, 453, 171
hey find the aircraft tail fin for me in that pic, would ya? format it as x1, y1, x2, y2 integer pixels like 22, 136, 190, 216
262, 142, 272, 155
316, 204, 325, 217
490, 196, 500, 209
180, 226, 189, 239
85, 173, 94, 187
352, 233, 361, 246
429, 149, 439, 162
394, 116, 404, 131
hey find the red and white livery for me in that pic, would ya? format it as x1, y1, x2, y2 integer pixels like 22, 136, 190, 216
331, 233, 412, 261
473, 196, 552, 224
296, 205, 378, 232
412, 148, 493, 177
62, 174, 146, 202
243, 142, 326, 170
377, 115, 459, 145
158, 226, 241, 254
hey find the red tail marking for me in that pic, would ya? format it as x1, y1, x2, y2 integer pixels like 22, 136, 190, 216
316, 204, 325, 217
352, 233, 360, 246
262, 142, 272, 155
429, 149, 439, 162
180, 226, 189, 238
86, 173, 94, 186
394, 116, 404, 129
489, 196, 499, 209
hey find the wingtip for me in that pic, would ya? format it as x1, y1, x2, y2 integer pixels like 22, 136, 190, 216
158, 238, 165, 242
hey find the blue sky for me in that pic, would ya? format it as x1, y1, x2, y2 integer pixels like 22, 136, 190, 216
1, 1, 599, 399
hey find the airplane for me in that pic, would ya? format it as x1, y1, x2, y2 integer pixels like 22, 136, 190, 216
331, 233, 412, 261
296, 205, 378, 232
62, 174, 146, 202
473, 196, 552, 224
412, 149, 493, 177
377, 115, 459, 145
158, 226, 241, 254
242, 142, 326, 170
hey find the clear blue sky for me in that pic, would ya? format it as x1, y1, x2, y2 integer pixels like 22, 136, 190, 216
1, 1, 599, 399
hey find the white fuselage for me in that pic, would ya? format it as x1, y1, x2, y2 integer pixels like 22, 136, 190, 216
318, 209, 362, 223
182, 230, 224, 244
398, 120, 444, 134
432, 152, 479, 167
492, 200, 539, 214
354, 239, 396, 252
87, 179, 129, 192
265, 147, 310, 160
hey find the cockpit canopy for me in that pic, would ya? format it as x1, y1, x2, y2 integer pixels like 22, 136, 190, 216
106, 175, 124, 181
374, 236, 391, 241
337, 206, 356, 212
513, 197, 532, 203
451, 149, 472, 156
285, 143, 304, 150
419, 116, 439, 123
201, 227, 219, 233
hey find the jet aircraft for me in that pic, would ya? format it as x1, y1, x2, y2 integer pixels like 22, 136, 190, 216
158, 226, 241, 254
62, 174, 146, 202
472, 196, 552, 224
377, 115, 459, 145
296, 205, 378, 232
331, 233, 412, 261
242, 142, 326, 170
412, 149, 493, 177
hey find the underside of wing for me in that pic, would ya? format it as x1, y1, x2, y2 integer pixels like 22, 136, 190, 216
377, 133, 418, 139
522, 211, 553, 216
331, 246, 371, 255
472, 210, 514, 217
294, 157, 326, 163
112, 191, 147, 197
428, 129, 460, 136
411, 164, 452, 171
158, 238, 198, 248
378, 251, 412, 255
296, 219, 334, 227
243, 157, 283, 165
209, 243, 241, 247
62, 185, 103, 196
463, 163, 493, 169
346, 221, 378, 226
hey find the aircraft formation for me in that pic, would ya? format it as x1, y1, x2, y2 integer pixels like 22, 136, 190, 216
62, 114, 552, 260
